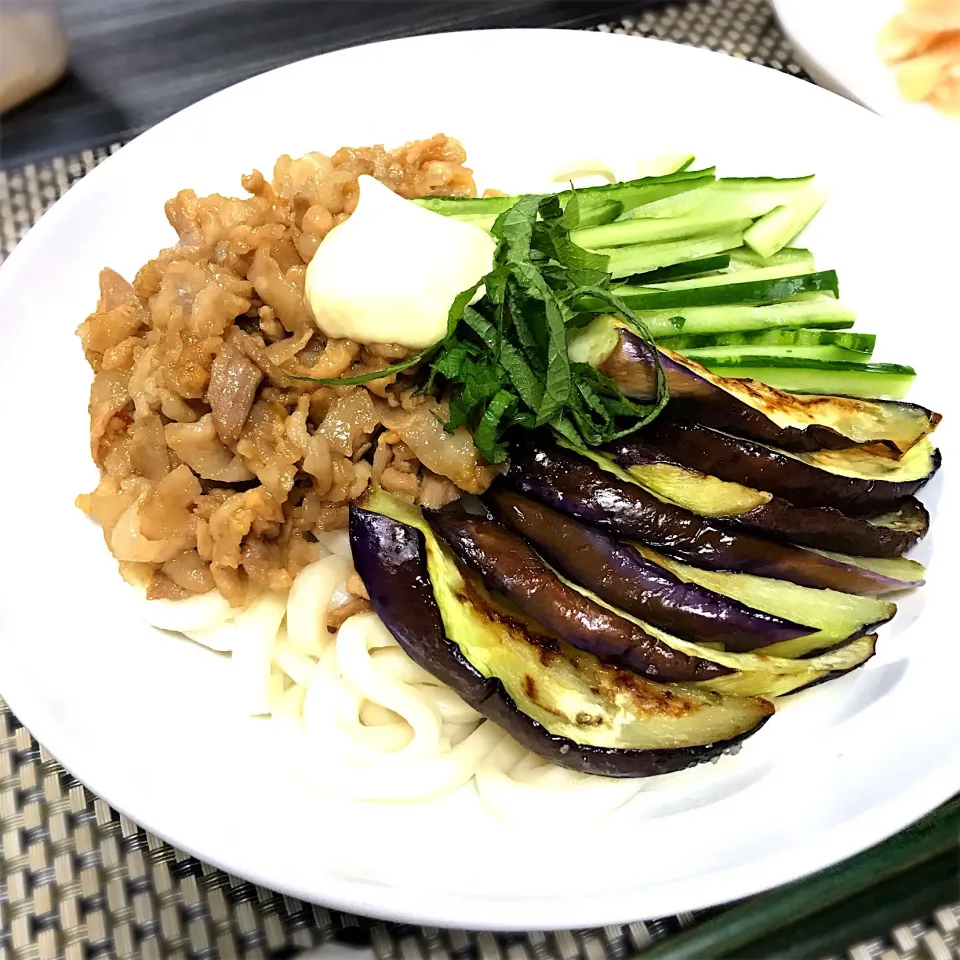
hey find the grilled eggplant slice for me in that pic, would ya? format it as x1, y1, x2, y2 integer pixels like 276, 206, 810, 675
547, 561, 881, 697
505, 439, 919, 594
633, 545, 896, 658
607, 438, 930, 556
484, 486, 812, 652
351, 496, 773, 778
425, 510, 728, 681
569, 316, 939, 453
627, 419, 940, 515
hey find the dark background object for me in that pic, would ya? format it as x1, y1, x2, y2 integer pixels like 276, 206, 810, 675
0, 0, 660, 167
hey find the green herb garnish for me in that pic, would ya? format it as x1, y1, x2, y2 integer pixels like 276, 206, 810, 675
427, 191, 668, 463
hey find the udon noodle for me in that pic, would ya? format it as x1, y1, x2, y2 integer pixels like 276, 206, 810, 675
139, 533, 644, 816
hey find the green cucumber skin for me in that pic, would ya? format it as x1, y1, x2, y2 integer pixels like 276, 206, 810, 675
658, 327, 876, 353
576, 199, 623, 228
696, 357, 916, 399
413, 195, 518, 216
606, 233, 745, 279
646, 262, 815, 290
411, 168, 713, 214
610, 270, 839, 311
626, 300, 856, 338
570, 166, 716, 197
620, 176, 815, 221
608, 176, 717, 215
682, 344, 867, 362
415, 171, 714, 220
573, 214, 751, 250
627, 255, 732, 283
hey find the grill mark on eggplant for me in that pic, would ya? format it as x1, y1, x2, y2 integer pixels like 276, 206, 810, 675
349, 506, 772, 778
426, 510, 729, 681
503, 440, 897, 595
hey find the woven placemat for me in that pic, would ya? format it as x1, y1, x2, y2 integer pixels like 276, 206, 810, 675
1, 2, 958, 959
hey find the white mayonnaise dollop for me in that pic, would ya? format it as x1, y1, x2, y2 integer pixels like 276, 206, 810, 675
304, 175, 496, 350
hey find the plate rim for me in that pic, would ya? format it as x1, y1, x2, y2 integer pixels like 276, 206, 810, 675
1, 27, 958, 931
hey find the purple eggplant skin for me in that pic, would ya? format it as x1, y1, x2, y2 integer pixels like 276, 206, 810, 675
504, 439, 910, 595
350, 506, 488, 701
485, 486, 812, 653
349, 506, 770, 778
425, 510, 729, 681
601, 331, 938, 454
608, 437, 930, 557
621, 420, 940, 516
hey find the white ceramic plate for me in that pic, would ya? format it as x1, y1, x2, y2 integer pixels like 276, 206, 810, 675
0, 29, 957, 932
774, 0, 960, 136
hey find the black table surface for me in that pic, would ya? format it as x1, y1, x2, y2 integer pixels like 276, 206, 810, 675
0, 0, 664, 168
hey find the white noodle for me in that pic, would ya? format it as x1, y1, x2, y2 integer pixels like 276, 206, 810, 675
223, 591, 287, 715
141, 541, 648, 816
285, 554, 350, 656
314, 529, 353, 558
140, 588, 240, 636
273, 633, 319, 687
313, 614, 446, 762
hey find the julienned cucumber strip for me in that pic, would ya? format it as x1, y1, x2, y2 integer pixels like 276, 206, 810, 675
628, 255, 731, 283
593, 271, 840, 312
568, 166, 715, 199
656, 327, 876, 353
413, 167, 713, 214
623, 299, 856, 338
573, 214, 751, 250
729, 246, 814, 271
575, 199, 624, 229
605, 232, 745, 279
744, 191, 827, 258
589, 176, 717, 216
693, 356, 916, 399
416, 171, 714, 223
412, 195, 519, 216
682, 344, 870, 362
645, 262, 825, 291
620, 175, 816, 222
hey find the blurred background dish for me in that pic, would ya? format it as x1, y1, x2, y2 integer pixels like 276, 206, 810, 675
774, 0, 960, 133
0, 1, 68, 114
